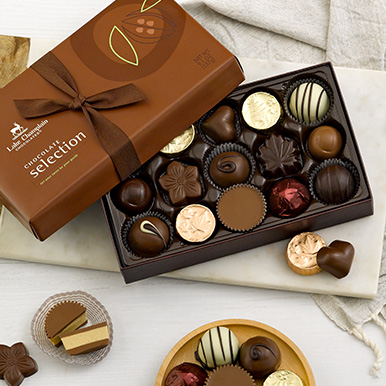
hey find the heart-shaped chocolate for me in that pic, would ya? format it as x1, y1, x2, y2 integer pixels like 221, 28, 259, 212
317, 240, 355, 279
201, 105, 237, 143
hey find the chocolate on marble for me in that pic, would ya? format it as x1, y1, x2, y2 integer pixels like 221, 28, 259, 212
317, 240, 355, 278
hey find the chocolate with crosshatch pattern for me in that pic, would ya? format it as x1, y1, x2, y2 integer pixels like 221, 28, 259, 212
102, 62, 373, 284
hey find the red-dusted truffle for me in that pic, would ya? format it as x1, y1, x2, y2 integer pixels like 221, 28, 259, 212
268, 178, 310, 218
165, 362, 207, 386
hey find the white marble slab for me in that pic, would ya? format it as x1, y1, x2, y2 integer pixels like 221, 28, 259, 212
0, 42, 385, 298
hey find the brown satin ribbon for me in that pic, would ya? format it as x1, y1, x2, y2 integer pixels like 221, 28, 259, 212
14, 52, 146, 180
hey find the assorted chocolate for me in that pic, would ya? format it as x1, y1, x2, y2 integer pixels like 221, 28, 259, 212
164, 325, 303, 386
286, 232, 355, 279
102, 62, 372, 283
0, 343, 38, 386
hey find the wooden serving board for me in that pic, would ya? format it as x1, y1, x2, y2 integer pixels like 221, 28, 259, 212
155, 319, 315, 386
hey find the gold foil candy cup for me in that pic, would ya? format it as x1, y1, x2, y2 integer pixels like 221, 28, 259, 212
160, 125, 196, 155
204, 365, 255, 386
286, 232, 326, 275
31, 291, 113, 365
241, 91, 282, 131
121, 210, 174, 261
175, 204, 216, 243
263, 370, 304, 386
216, 184, 267, 232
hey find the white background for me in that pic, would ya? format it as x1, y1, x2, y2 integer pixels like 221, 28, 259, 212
1, 1, 386, 385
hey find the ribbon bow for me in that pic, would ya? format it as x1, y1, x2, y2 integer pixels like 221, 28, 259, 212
14, 52, 146, 180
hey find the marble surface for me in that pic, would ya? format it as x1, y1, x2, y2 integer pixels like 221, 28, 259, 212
0, 43, 385, 298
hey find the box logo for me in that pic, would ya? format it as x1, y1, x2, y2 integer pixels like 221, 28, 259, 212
10, 122, 28, 140
6, 120, 48, 153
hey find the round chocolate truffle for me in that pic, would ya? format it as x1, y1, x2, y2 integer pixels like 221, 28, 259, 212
308, 125, 343, 161
314, 164, 355, 204
289, 82, 330, 124
216, 185, 266, 232
209, 151, 250, 189
256, 134, 303, 179
195, 326, 239, 369
268, 178, 310, 218
239, 336, 281, 379
165, 362, 207, 386
127, 216, 170, 257
204, 365, 255, 386
201, 106, 237, 143
110, 178, 153, 215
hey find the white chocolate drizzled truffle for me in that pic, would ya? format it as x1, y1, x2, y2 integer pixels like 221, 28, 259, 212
289, 82, 330, 124
196, 326, 239, 369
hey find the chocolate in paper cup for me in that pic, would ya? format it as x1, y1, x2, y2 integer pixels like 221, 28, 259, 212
284, 75, 334, 126
121, 210, 173, 261
31, 291, 113, 365
196, 105, 242, 146
308, 158, 360, 205
216, 184, 267, 232
203, 143, 256, 191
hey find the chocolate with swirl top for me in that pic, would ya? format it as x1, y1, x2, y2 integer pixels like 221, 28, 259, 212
239, 336, 281, 379
127, 216, 169, 257
209, 151, 250, 188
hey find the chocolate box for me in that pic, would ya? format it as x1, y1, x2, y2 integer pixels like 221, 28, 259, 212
0, 0, 244, 240
102, 62, 373, 283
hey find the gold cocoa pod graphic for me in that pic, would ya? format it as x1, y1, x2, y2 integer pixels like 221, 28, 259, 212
109, 25, 139, 66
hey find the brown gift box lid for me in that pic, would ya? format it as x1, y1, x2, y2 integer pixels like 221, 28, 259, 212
0, 0, 244, 240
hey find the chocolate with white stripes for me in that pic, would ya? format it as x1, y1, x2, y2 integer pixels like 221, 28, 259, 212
289, 81, 330, 124
195, 326, 239, 370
